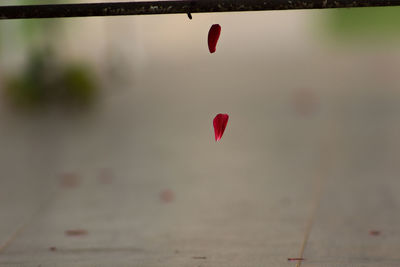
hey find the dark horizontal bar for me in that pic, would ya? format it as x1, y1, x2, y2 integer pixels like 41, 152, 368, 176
0, 0, 399, 20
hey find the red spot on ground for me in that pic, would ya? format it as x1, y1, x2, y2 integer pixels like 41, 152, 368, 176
369, 230, 381, 236
160, 189, 174, 203
49, 246, 57, 251
293, 88, 319, 117
213, 113, 229, 141
60, 173, 80, 188
208, 24, 221, 53
65, 229, 88, 236
288, 258, 305, 261
98, 168, 114, 184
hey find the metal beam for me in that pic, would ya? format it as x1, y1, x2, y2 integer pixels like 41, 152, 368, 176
0, 0, 399, 20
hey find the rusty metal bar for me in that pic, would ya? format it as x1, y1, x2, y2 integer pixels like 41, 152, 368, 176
0, 0, 399, 20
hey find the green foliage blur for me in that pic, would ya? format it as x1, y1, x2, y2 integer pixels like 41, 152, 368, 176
5, 49, 97, 109
1, 0, 98, 110
323, 6, 400, 41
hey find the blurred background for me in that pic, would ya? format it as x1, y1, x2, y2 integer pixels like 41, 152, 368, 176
1, 1, 400, 266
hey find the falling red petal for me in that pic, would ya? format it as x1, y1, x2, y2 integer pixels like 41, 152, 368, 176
208, 24, 221, 53
213, 113, 229, 141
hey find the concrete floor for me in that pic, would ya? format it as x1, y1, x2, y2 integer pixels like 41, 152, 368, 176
1, 10, 400, 267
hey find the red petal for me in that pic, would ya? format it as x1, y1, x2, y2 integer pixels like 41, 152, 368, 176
208, 24, 221, 53
213, 113, 229, 141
